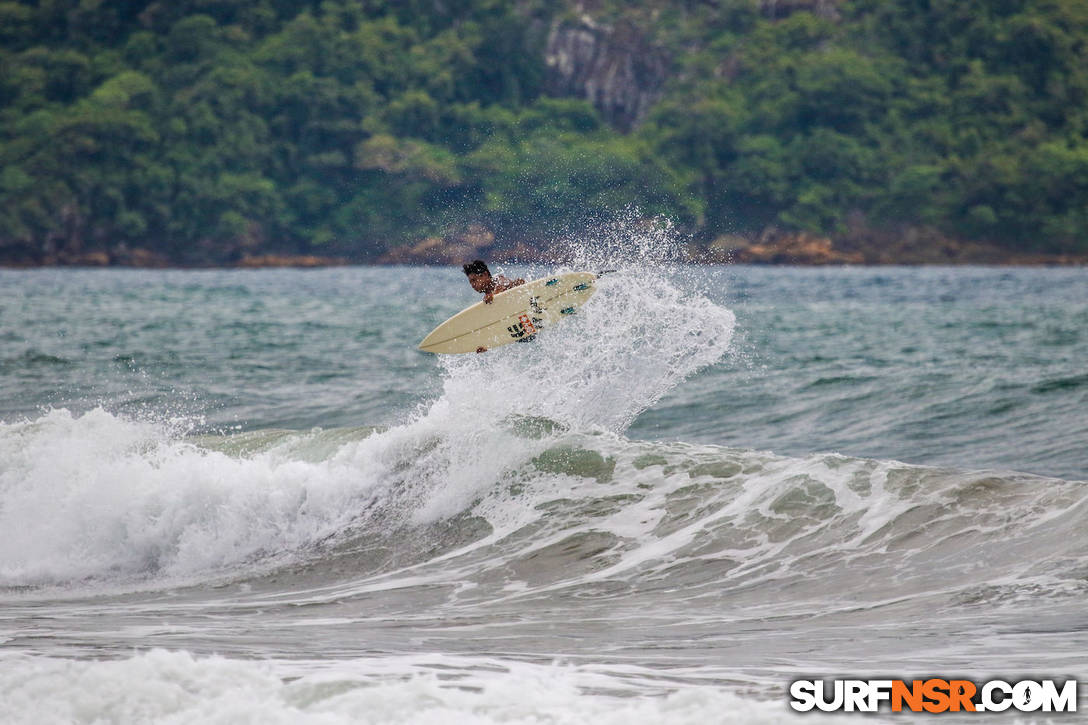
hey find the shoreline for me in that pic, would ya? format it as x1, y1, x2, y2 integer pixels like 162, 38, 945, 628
2, 232, 1086, 270
3, 258, 1086, 270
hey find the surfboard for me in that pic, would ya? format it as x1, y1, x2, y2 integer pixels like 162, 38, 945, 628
419, 272, 598, 354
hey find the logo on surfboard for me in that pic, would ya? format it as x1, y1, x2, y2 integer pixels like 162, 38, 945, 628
508, 313, 538, 339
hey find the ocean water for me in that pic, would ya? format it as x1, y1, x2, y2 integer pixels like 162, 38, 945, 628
0, 247, 1086, 723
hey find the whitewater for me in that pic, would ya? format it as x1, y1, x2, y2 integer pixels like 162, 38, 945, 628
1, 237, 1086, 723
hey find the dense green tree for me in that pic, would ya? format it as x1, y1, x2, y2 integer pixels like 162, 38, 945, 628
2, 0, 1087, 263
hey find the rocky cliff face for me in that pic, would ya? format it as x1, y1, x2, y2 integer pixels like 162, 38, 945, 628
540, 1, 845, 131
544, 15, 668, 131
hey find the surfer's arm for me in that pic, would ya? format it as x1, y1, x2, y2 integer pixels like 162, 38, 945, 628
492, 276, 525, 293
482, 276, 524, 304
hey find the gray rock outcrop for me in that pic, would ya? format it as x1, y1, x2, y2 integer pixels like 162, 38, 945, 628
544, 15, 668, 131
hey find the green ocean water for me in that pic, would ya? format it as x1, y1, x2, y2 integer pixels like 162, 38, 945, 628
0, 262, 1086, 723
2, 265, 1085, 477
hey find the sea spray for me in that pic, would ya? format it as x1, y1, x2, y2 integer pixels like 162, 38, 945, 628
3, 265, 1086, 721
0, 409, 382, 585
401, 219, 735, 520
0, 222, 736, 586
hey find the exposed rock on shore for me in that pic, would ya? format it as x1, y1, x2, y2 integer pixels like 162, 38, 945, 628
235, 254, 348, 268
377, 225, 556, 265
0, 246, 172, 268
4, 223, 1085, 268
706, 230, 864, 265
378, 224, 494, 265
704, 226, 1088, 265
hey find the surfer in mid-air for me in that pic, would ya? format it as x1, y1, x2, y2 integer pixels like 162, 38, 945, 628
463, 260, 525, 353
463, 260, 524, 304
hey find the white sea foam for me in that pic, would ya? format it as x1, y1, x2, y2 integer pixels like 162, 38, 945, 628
0, 649, 836, 725
413, 251, 735, 520
0, 237, 735, 587
5, 245, 1088, 724
0, 408, 382, 585
8, 235, 1079, 605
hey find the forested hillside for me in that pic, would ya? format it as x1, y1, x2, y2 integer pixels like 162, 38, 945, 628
2, 0, 1087, 265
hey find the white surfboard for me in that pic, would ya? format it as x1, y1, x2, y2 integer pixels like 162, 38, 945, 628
419, 272, 598, 354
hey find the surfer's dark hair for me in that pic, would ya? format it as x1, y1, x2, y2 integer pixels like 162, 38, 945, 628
463, 260, 489, 276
